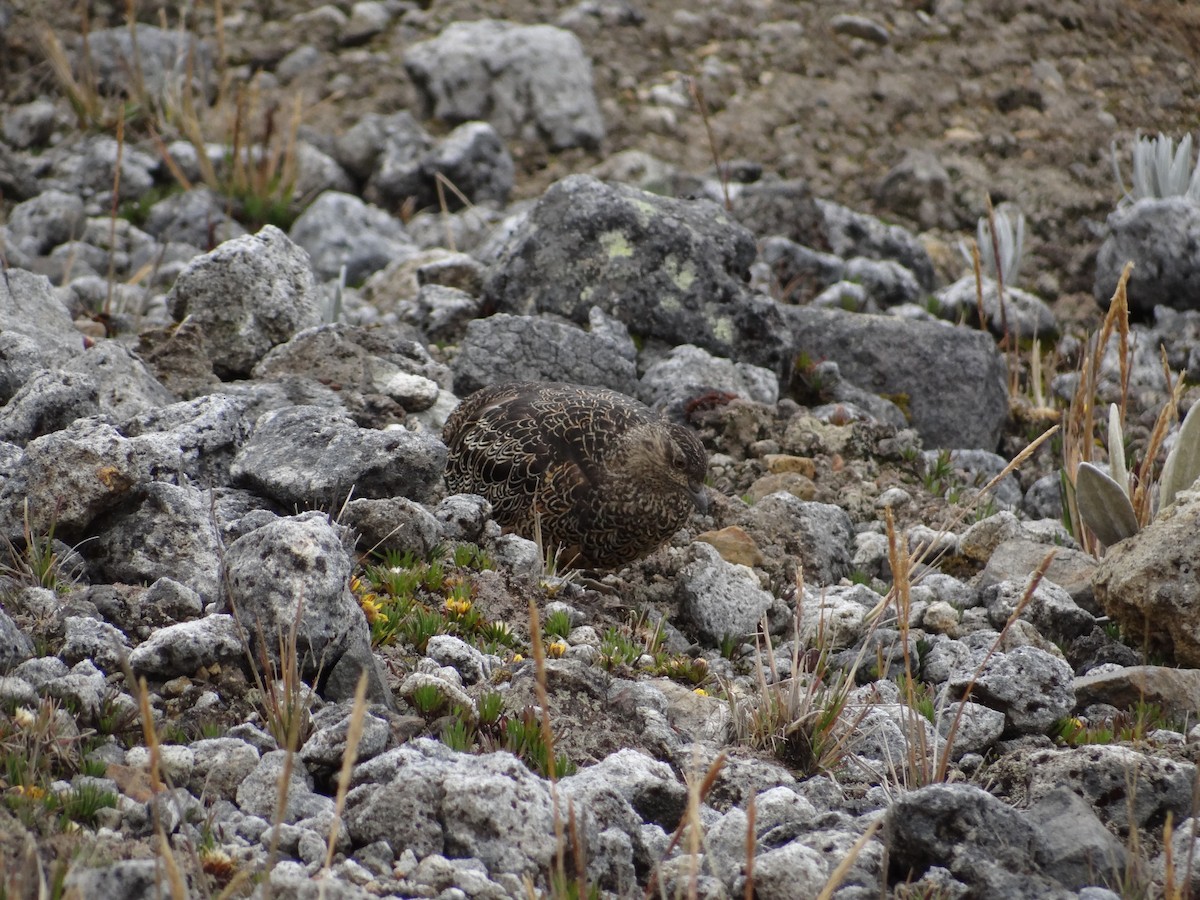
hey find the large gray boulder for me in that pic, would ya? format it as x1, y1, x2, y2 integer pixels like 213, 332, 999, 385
483, 174, 789, 371
404, 20, 605, 151
1094, 197, 1200, 316
782, 306, 1008, 450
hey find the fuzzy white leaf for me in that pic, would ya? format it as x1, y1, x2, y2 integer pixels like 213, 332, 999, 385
1076, 461, 1140, 547
1107, 403, 1129, 499
1159, 402, 1200, 512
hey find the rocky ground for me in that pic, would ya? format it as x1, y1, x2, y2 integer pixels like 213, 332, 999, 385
2, 0, 1200, 898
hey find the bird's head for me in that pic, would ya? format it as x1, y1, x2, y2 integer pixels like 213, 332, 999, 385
620, 422, 710, 514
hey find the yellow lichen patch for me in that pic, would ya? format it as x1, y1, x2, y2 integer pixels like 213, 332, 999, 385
599, 230, 633, 258
663, 255, 697, 292
711, 316, 734, 345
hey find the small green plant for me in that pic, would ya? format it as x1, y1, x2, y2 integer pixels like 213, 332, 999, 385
58, 781, 118, 828
440, 716, 474, 752
504, 708, 576, 778
543, 609, 573, 641
599, 627, 642, 670
410, 683, 446, 717
922, 449, 957, 496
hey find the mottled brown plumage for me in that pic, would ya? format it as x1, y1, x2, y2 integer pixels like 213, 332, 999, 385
442, 381, 710, 568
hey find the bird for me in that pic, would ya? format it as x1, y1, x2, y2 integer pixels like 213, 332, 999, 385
442, 381, 710, 568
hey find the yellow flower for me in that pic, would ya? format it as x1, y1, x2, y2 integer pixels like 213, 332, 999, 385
444, 597, 473, 616
359, 594, 384, 624
512, 654, 525, 663
12, 707, 35, 729
546, 641, 568, 659
693, 688, 709, 697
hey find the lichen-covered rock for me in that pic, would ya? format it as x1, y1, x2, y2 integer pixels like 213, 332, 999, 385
483, 175, 788, 371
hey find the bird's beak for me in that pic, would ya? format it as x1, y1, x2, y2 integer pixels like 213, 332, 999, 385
689, 480, 709, 515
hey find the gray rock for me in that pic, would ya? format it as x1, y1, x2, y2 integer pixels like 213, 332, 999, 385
1094, 492, 1200, 666
43, 659, 107, 721
676, 543, 777, 645
0, 146, 38, 205
746, 493, 855, 586
936, 276, 1058, 341
44, 135, 156, 209
1095, 197, 1200, 316
0, 332, 53, 404
222, 513, 359, 673
0, 607, 35, 673
2, 99, 60, 150
938, 700, 1006, 758
84, 24, 213, 97
639, 344, 779, 407
783, 307, 1008, 450
339, 496, 444, 559
372, 120, 514, 212
291, 141, 355, 202
559, 747, 686, 832
405, 20, 604, 151
1075, 666, 1200, 725
6, 190, 85, 256
1023, 472, 1065, 520
166, 226, 322, 378
62, 859, 166, 900
230, 405, 447, 507
1030, 786, 1127, 890
875, 148, 956, 231
440, 750, 560, 876
128, 614, 246, 677
746, 841, 829, 900
756, 236, 848, 305
831, 13, 890, 44
0, 269, 85, 357
981, 537, 1098, 613
435, 493, 496, 545
484, 174, 787, 371
142, 185, 246, 248
301, 710, 390, 770
123, 394, 252, 487
1025, 745, 1195, 832
884, 784, 1038, 886
816, 198, 936, 290
946, 645, 1074, 733
397, 284, 482, 344
344, 756, 447, 858
140, 577, 205, 626
339, 110, 433, 185
59, 616, 130, 673
251, 323, 448, 417
845, 255, 924, 309
87, 482, 223, 603
237, 750, 334, 824
289, 191, 415, 284
65, 341, 177, 421
425, 635, 490, 685
728, 176, 825, 247
450, 312, 639, 397
0, 418, 139, 538
0, 369, 100, 446
982, 578, 1095, 641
